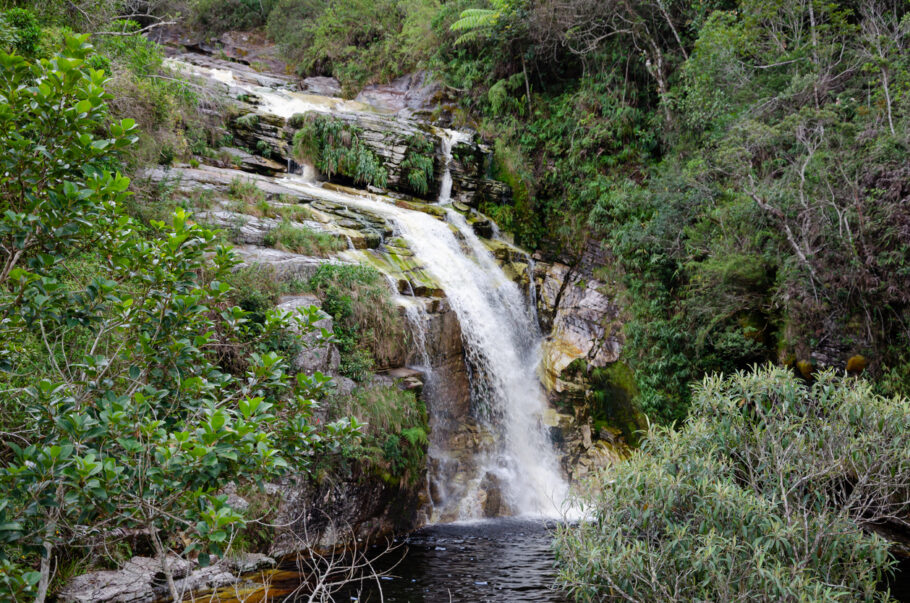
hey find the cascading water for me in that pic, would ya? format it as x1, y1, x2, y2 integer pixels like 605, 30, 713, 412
436, 128, 472, 206
280, 177, 570, 518
167, 53, 571, 519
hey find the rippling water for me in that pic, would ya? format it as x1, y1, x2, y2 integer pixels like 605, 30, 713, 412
328, 518, 568, 603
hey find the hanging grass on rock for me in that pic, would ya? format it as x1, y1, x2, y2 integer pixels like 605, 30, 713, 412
400, 133, 436, 197
291, 113, 388, 187
324, 384, 429, 484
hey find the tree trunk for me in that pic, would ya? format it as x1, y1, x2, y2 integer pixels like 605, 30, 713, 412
33, 519, 55, 603
149, 524, 180, 602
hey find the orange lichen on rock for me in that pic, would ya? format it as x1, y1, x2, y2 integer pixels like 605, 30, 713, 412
846, 355, 868, 373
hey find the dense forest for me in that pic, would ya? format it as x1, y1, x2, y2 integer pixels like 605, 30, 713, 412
1, 0, 909, 601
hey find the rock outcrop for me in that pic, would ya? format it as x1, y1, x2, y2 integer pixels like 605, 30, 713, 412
164, 50, 510, 208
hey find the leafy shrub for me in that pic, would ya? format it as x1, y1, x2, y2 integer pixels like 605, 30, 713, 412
1, 8, 40, 55
266, 0, 433, 94
0, 39, 360, 599
92, 21, 209, 169
292, 113, 388, 187
189, 0, 273, 34
400, 133, 436, 197
263, 220, 346, 257
223, 265, 284, 322
555, 366, 909, 601
307, 263, 408, 380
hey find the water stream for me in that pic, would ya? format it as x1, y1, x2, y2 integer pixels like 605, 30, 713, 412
436, 128, 472, 205
280, 176, 570, 519
332, 518, 568, 602
167, 52, 573, 597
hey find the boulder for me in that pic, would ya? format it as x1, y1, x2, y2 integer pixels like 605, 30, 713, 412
58, 554, 276, 603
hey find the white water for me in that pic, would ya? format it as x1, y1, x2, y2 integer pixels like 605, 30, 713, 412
167, 54, 571, 519
280, 177, 569, 518
164, 57, 382, 118
435, 128, 472, 205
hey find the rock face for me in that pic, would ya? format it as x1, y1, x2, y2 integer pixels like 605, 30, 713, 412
269, 474, 425, 558
58, 554, 276, 603
534, 243, 625, 399
164, 50, 510, 208
278, 295, 341, 374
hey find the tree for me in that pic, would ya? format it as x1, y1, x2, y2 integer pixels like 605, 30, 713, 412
555, 366, 909, 601
0, 38, 359, 602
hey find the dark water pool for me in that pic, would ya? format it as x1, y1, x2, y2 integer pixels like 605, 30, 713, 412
266, 520, 908, 603
329, 518, 568, 602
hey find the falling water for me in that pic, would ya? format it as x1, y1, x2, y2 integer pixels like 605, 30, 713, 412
436, 128, 472, 206
281, 177, 569, 518
402, 300, 433, 376
167, 54, 571, 519
163, 56, 382, 118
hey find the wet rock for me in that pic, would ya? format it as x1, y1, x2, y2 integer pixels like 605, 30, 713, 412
479, 472, 510, 518
138, 164, 317, 200
217, 146, 286, 176
581, 424, 592, 449
536, 256, 624, 395
329, 375, 357, 398
269, 474, 424, 558
385, 367, 426, 393
197, 209, 277, 245
355, 71, 441, 116
59, 554, 277, 603
470, 216, 494, 238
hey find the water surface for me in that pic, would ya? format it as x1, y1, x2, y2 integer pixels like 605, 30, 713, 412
330, 518, 568, 602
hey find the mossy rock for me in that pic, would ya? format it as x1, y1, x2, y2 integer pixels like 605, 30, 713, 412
796, 360, 814, 379
589, 362, 647, 447
394, 199, 446, 218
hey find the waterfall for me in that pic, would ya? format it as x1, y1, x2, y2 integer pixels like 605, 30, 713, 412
280, 177, 569, 518
436, 128, 471, 206
168, 53, 571, 519
402, 300, 433, 376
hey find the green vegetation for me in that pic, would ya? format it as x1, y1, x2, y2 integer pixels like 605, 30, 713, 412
263, 220, 346, 257
189, 0, 273, 34
0, 8, 40, 54
265, 0, 440, 95
0, 37, 359, 602
400, 133, 436, 197
307, 264, 409, 381
326, 384, 429, 484
206, 0, 910, 423
556, 366, 909, 601
292, 113, 388, 187
228, 176, 267, 205
3, 1, 910, 599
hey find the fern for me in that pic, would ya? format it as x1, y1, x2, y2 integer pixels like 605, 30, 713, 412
401, 427, 428, 447
451, 0, 515, 45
